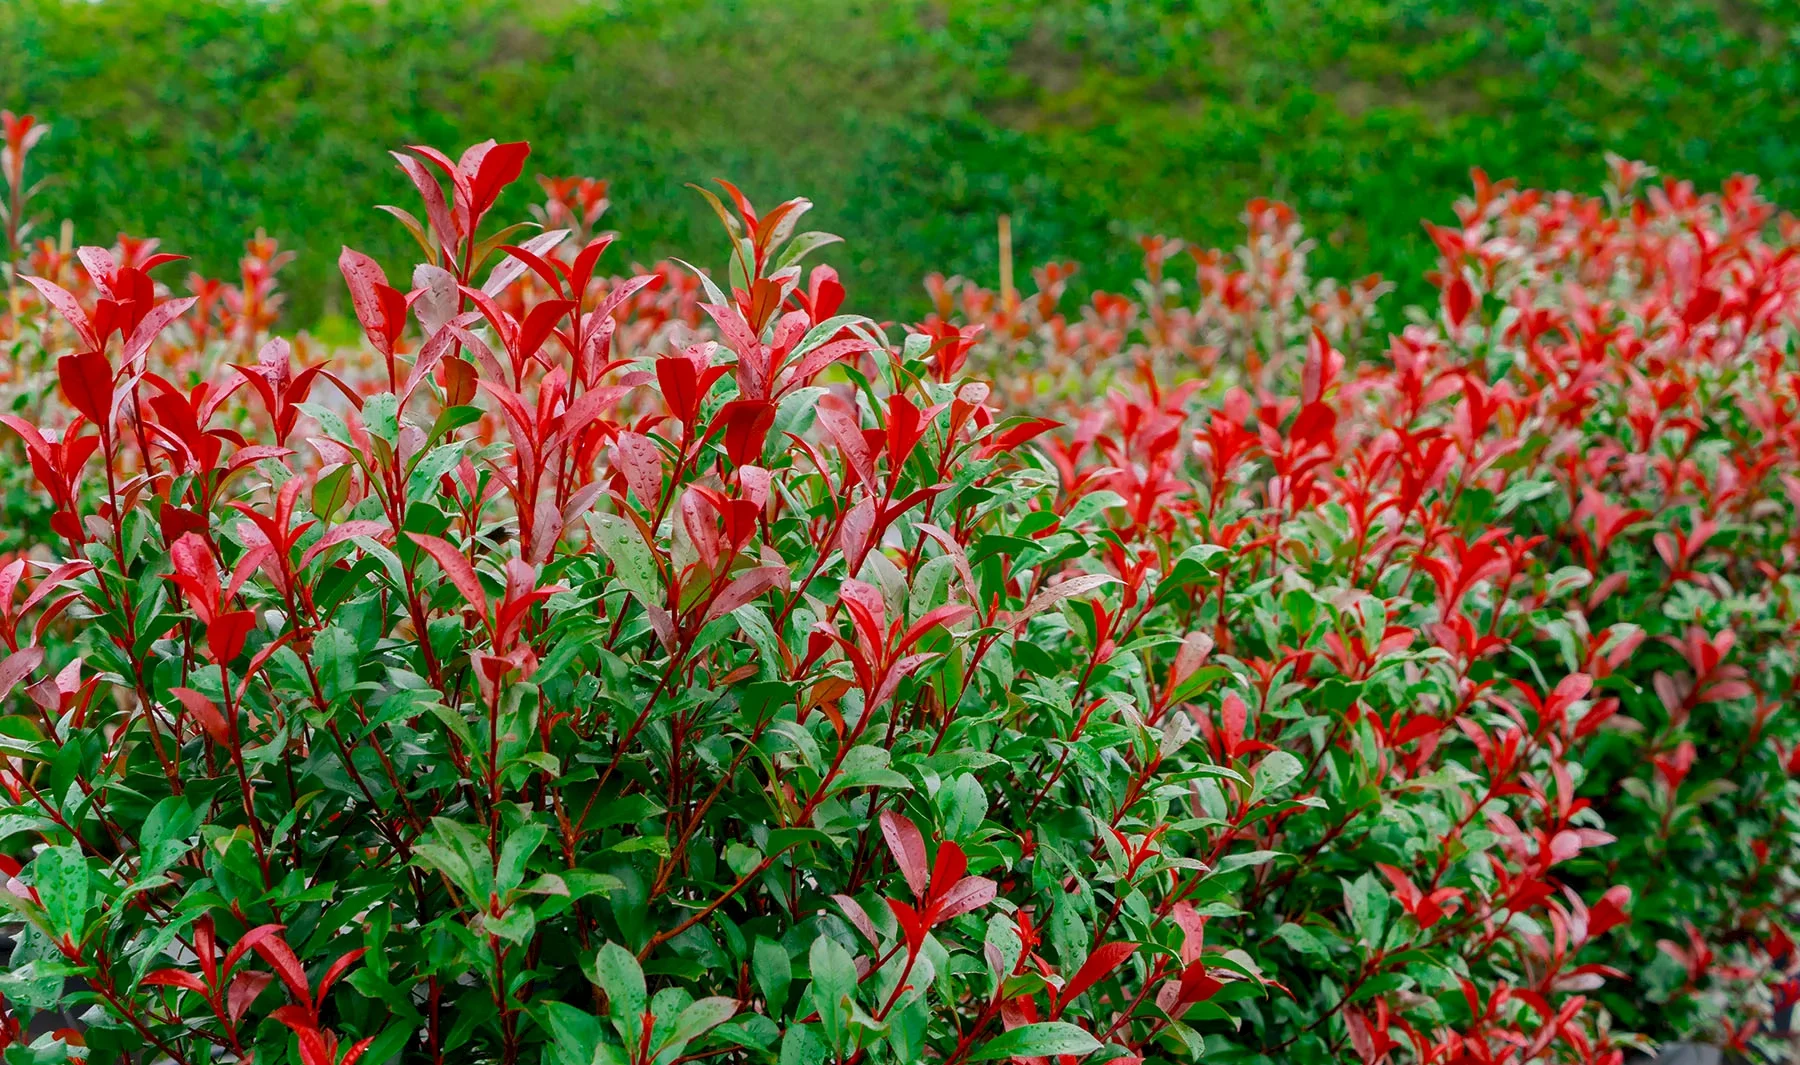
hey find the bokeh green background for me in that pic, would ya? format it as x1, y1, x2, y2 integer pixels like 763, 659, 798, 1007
3, 0, 1796, 325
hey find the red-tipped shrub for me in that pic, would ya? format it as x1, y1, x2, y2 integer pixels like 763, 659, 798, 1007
0, 117, 1794, 1065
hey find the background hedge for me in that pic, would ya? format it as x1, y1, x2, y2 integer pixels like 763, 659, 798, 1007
3, 0, 1797, 324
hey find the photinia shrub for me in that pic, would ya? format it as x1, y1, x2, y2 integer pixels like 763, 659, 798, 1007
0, 115, 1795, 1065
924, 162, 1800, 1058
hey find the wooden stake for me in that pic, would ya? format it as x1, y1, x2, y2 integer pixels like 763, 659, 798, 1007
998, 213, 1016, 315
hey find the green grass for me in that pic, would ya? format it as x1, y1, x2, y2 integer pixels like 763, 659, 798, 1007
3, 0, 1796, 324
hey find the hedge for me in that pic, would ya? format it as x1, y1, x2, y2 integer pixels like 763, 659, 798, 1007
2, 0, 1797, 325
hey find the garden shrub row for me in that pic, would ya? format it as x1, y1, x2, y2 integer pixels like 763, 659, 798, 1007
0, 117, 1797, 1064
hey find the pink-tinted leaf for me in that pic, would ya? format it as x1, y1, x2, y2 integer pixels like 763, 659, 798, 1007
21, 275, 97, 347
879, 810, 929, 901
832, 893, 881, 946
222, 923, 288, 975
340, 1037, 379, 1065
482, 229, 569, 297
1012, 573, 1117, 628
316, 947, 367, 1003
612, 432, 665, 509
979, 415, 1060, 458
392, 151, 459, 252
122, 297, 198, 369
704, 565, 790, 622
250, 932, 313, 1005
932, 875, 996, 921
171, 687, 231, 745
900, 603, 974, 652
815, 393, 875, 488
1058, 941, 1136, 1010
0, 646, 42, 700
223, 969, 270, 1024
141, 969, 208, 995
408, 533, 489, 616
339, 247, 405, 356
301, 520, 392, 567
701, 302, 762, 364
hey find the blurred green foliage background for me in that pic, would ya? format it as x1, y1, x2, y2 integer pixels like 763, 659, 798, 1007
3, 0, 1796, 324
